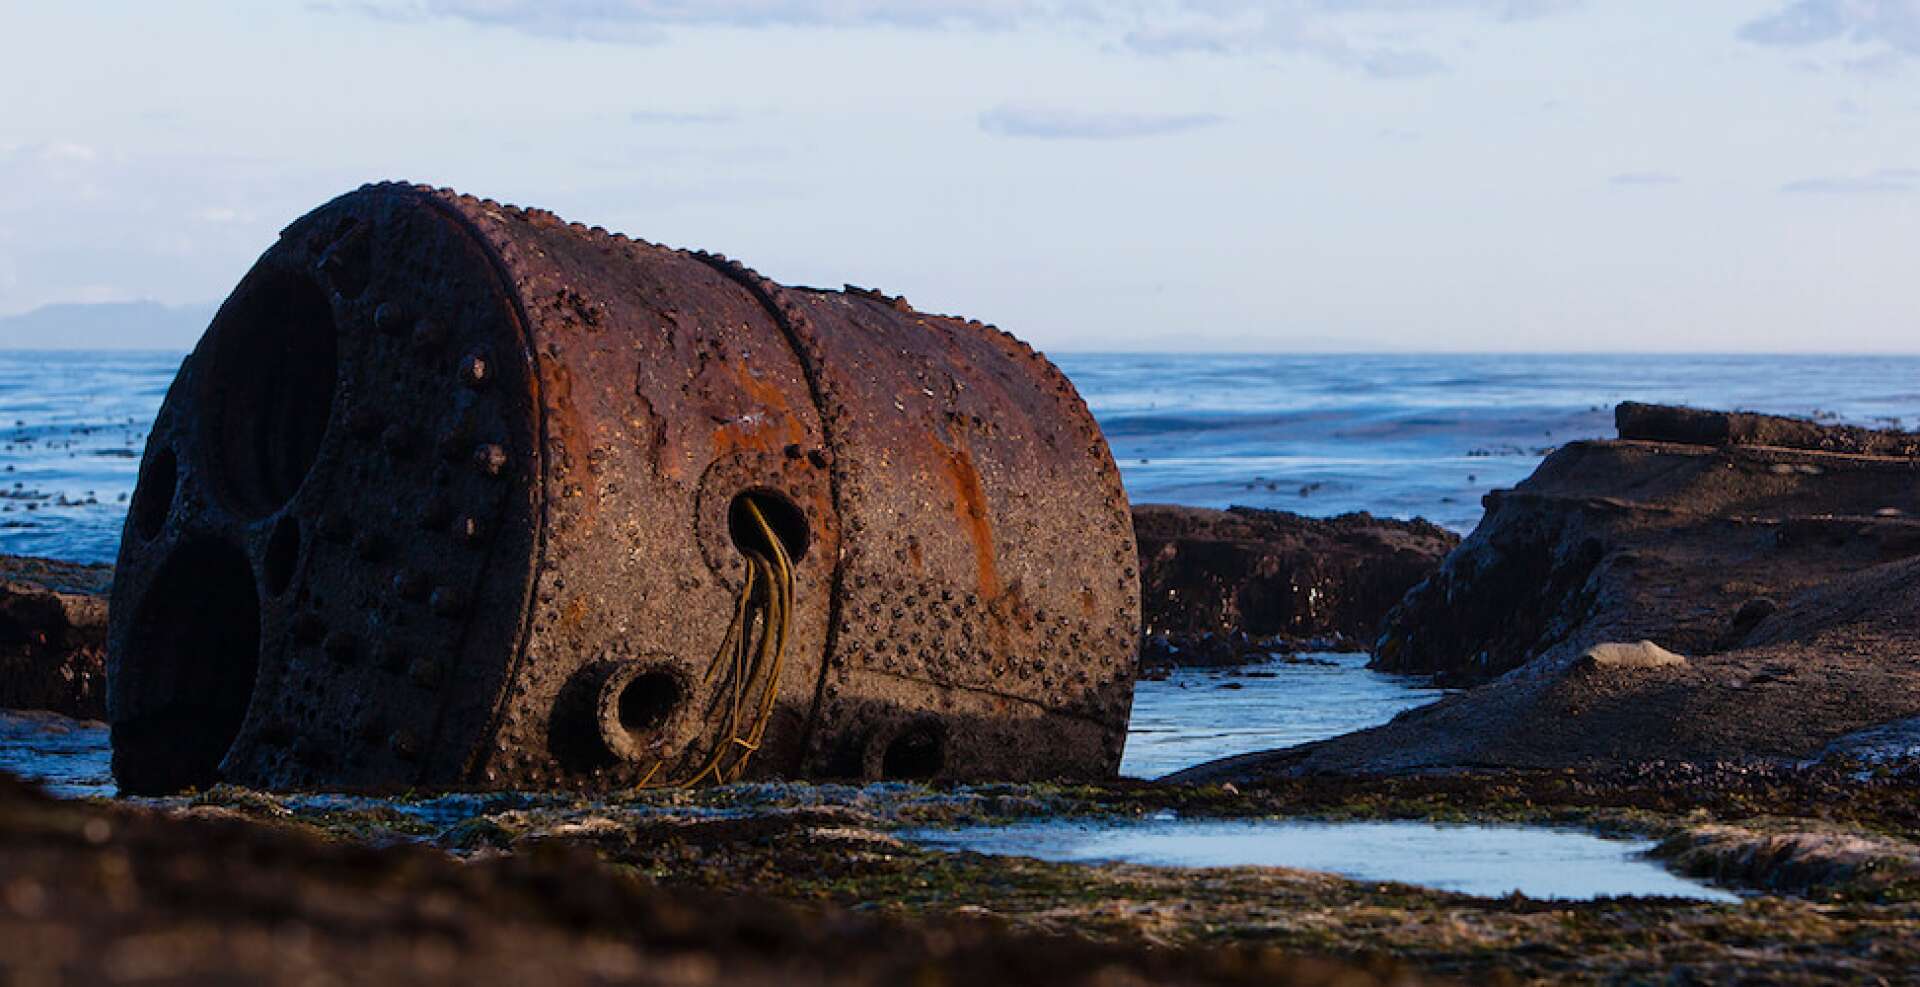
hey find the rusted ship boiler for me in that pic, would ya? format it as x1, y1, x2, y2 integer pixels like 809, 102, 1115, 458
107, 184, 1139, 794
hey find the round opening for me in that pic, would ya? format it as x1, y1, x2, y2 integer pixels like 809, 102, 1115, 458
130, 446, 178, 541
205, 270, 339, 518
595, 662, 696, 764
111, 539, 261, 795
617, 671, 683, 737
881, 722, 946, 781
262, 515, 301, 597
728, 490, 808, 563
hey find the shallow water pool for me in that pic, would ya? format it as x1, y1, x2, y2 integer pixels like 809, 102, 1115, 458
904, 817, 1739, 902
0, 710, 113, 798
1121, 651, 1448, 779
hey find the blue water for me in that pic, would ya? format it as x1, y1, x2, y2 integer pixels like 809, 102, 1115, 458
1122, 651, 1448, 780
904, 817, 1739, 902
1057, 352, 1920, 533
6, 350, 1920, 564
0, 351, 176, 564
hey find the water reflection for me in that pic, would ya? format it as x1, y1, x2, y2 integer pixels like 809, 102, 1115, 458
906, 817, 1738, 902
1123, 651, 1447, 779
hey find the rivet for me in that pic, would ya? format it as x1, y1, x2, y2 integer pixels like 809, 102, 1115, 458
392, 569, 429, 601
454, 515, 485, 544
374, 302, 412, 335
459, 351, 491, 387
473, 443, 508, 477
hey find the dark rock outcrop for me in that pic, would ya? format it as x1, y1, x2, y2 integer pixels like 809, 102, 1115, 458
1617, 401, 1920, 457
0, 555, 110, 719
1133, 505, 1457, 666
1179, 404, 1920, 780
1374, 404, 1920, 686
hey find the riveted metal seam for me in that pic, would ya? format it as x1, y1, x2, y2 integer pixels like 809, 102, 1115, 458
408, 187, 550, 787
692, 255, 851, 772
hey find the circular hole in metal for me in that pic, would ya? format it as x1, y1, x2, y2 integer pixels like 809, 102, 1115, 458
728, 489, 808, 563
262, 515, 301, 597
204, 270, 339, 518
110, 539, 261, 795
130, 446, 177, 541
617, 670, 684, 739
882, 722, 946, 781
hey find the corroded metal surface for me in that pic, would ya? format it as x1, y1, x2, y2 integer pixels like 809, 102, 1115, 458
107, 183, 1138, 794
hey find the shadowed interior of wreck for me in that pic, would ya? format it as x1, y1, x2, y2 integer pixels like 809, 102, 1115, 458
204, 269, 338, 520
110, 538, 261, 795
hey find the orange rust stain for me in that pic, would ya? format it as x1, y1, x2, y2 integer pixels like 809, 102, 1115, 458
1079, 587, 1097, 618
709, 359, 808, 458
542, 359, 598, 514
559, 596, 591, 639
931, 431, 1000, 600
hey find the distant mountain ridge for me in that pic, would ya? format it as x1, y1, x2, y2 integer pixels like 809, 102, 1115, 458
0, 301, 212, 350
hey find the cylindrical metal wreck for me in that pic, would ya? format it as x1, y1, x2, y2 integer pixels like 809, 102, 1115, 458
107, 183, 1139, 794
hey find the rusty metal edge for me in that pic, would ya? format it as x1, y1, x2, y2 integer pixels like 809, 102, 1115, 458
402, 185, 551, 788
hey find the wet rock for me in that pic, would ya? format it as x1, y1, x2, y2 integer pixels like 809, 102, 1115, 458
1132, 505, 1456, 667
1187, 404, 1920, 779
0, 554, 110, 719
1373, 404, 1920, 685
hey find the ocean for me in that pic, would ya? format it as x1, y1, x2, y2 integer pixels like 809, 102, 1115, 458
7, 350, 1920, 566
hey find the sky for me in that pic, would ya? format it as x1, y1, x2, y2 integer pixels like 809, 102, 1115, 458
0, 0, 1916, 352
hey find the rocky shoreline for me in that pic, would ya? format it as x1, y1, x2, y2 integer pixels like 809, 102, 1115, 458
1188, 403, 1920, 781
0, 555, 109, 720
1134, 505, 1456, 668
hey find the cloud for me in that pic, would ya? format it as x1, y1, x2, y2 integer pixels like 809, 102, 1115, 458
630, 109, 740, 126
978, 104, 1225, 139
0, 142, 357, 315
335, 0, 1051, 40
1779, 167, 1919, 194
335, 1, 1580, 77
1609, 171, 1681, 187
1739, 0, 1920, 58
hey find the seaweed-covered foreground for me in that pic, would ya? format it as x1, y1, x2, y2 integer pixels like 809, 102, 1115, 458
10, 763, 1920, 985
0, 770, 1423, 987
